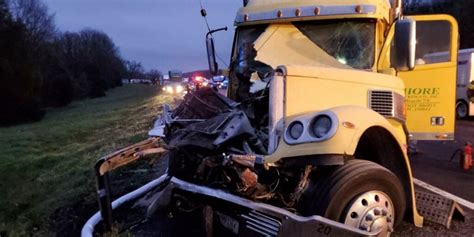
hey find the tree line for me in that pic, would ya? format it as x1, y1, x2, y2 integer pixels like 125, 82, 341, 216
0, 0, 154, 125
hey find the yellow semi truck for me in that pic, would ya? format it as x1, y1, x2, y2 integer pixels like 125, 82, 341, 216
83, 0, 459, 236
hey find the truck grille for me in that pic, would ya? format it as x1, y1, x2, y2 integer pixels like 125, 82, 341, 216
368, 90, 405, 122
240, 210, 281, 237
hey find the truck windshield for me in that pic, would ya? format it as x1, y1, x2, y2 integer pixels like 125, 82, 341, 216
233, 20, 375, 70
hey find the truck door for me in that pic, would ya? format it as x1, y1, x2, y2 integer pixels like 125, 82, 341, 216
397, 15, 458, 140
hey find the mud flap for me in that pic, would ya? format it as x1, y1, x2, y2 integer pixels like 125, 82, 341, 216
415, 190, 465, 228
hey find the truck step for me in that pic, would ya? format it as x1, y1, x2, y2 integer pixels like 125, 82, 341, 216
415, 190, 465, 228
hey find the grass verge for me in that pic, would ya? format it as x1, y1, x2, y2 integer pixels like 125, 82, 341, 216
0, 84, 172, 235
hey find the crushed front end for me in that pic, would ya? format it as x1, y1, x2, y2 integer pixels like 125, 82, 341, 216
85, 85, 386, 237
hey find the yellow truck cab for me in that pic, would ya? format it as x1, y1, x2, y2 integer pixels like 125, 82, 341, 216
85, 1, 458, 236
221, 0, 457, 234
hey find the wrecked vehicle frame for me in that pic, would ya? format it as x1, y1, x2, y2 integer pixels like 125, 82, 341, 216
88, 145, 383, 237
86, 88, 389, 237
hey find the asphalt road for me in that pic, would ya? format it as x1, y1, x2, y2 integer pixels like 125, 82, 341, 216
393, 118, 474, 236
411, 119, 474, 202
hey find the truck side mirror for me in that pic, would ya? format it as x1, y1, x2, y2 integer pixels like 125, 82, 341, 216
206, 37, 218, 76
205, 27, 227, 77
393, 19, 416, 71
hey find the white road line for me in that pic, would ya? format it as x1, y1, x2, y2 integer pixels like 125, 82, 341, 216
414, 178, 474, 210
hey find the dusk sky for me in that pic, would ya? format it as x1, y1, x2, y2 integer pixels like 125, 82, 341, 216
43, 0, 242, 73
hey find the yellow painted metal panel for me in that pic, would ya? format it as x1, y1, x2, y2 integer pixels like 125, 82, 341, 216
398, 15, 458, 140
277, 65, 404, 117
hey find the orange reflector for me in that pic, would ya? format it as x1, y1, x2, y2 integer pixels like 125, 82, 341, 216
342, 121, 356, 129
435, 134, 449, 139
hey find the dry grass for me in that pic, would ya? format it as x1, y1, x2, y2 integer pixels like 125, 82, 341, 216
0, 84, 172, 235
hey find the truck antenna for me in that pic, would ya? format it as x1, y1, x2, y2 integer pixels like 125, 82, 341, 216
199, 0, 211, 32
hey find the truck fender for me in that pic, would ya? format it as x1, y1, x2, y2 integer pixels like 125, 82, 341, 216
324, 105, 424, 227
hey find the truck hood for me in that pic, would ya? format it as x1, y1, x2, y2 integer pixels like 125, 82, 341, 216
280, 64, 405, 118
282, 64, 404, 90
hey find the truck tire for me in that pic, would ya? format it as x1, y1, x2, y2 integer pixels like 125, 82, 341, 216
456, 100, 469, 119
301, 159, 406, 234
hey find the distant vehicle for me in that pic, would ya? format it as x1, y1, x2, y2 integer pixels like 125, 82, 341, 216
189, 75, 209, 91
168, 70, 183, 83
424, 48, 474, 118
210, 75, 228, 89
455, 49, 474, 118
163, 70, 186, 95
220, 78, 229, 89
129, 79, 152, 84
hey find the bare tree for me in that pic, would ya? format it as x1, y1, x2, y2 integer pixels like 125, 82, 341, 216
7, 0, 57, 99
125, 60, 145, 79
54, 29, 126, 98
146, 69, 163, 85
8, 0, 56, 44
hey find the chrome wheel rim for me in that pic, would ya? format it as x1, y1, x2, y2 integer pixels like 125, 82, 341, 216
343, 190, 395, 235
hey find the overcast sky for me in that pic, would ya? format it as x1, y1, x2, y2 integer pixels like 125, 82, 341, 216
43, 0, 242, 73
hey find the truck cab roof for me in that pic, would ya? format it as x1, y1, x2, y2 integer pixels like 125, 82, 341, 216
236, 0, 392, 25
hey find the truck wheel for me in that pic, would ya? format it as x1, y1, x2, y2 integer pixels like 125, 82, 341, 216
456, 100, 469, 119
302, 160, 406, 234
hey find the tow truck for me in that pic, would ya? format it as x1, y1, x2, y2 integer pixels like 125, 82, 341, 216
82, 0, 459, 236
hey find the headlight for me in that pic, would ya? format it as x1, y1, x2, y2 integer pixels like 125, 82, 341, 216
165, 86, 173, 93
176, 85, 184, 93
284, 111, 338, 145
287, 121, 304, 140
310, 115, 332, 138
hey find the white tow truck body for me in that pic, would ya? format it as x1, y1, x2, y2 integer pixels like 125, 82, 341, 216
456, 49, 474, 117
424, 48, 474, 118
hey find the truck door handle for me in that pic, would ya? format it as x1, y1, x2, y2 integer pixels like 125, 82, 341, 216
431, 116, 445, 126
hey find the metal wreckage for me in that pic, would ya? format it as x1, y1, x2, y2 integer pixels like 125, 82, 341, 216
161, 87, 309, 208
86, 74, 398, 237
82, 0, 463, 236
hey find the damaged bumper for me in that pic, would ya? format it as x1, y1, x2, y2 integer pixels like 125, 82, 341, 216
159, 175, 383, 237
85, 89, 385, 236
